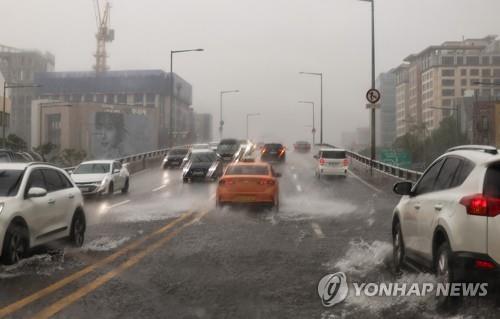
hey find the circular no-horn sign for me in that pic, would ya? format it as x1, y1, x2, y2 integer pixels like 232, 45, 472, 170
366, 88, 381, 104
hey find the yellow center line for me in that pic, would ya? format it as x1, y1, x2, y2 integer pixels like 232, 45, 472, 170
0, 211, 193, 318
31, 209, 211, 319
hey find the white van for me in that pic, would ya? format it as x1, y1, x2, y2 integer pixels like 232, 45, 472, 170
314, 148, 348, 178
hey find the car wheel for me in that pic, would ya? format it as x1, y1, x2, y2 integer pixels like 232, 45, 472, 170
2, 223, 29, 265
435, 241, 458, 306
108, 182, 114, 197
183, 178, 188, 183
273, 196, 280, 212
393, 222, 405, 273
121, 178, 129, 194
69, 211, 86, 247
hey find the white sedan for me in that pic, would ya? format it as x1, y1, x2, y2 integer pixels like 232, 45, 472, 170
71, 160, 130, 196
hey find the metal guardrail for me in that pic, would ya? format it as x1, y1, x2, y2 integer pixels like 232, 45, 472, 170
64, 148, 170, 172
346, 150, 423, 182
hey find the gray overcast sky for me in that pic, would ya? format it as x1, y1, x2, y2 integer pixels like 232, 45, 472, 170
1, 0, 499, 145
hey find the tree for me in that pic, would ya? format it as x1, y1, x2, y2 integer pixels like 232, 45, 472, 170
32, 142, 58, 161
55, 149, 87, 167
0, 134, 27, 152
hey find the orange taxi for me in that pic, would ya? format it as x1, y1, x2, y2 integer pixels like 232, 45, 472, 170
216, 162, 280, 210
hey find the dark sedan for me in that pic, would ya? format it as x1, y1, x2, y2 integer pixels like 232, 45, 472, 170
182, 150, 224, 183
162, 148, 189, 168
260, 143, 286, 163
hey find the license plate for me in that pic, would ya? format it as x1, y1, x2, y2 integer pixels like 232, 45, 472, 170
192, 171, 204, 176
329, 162, 339, 166
270, 151, 277, 154
235, 196, 255, 202
79, 187, 89, 192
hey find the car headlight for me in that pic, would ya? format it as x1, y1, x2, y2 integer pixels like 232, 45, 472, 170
0, 203, 4, 215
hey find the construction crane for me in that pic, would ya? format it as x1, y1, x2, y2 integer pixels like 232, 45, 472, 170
93, 0, 114, 73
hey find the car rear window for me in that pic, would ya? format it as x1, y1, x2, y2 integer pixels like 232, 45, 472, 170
0, 170, 24, 196
169, 149, 188, 156
226, 165, 269, 176
321, 150, 346, 159
484, 162, 500, 198
264, 144, 283, 150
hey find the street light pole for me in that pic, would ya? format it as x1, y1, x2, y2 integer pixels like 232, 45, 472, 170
246, 113, 260, 140
298, 101, 315, 145
2, 82, 41, 148
219, 90, 239, 139
169, 48, 204, 147
299, 72, 323, 145
360, 0, 376, 174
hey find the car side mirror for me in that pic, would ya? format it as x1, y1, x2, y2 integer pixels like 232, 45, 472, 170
113, 169, 120, 174
393, 182, 413, 196
27, 187, 47, 198
67, 169, 74, 174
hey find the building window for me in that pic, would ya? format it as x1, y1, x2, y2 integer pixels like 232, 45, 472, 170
470, 79, 480, 86
442, 79, 455, 86
482, 69, 491, 77
442, 56, 454, 65
456, 56, 464, 65
84, 94, 93, 102
493, 69, 500, 77
481, 89, 491, 96
460, 69, 466, 76
442, 69, 455, 77
96, 94, 104, 103
47, 114, 61, 146
106, 94, 114, 104
442, 99, 452, 106
470, 69, 479, 76
71, 94, 82, 102
466, 56, 480, 65
481, 56, 490, 65
134, 93, 144, 104
493, 56, 500, 65
0, 112, 10, 128
461, 79, 467, 86
117, 94, 127, 104
494, 89, 500, 97
146, 93, 155, 107
482, 116, 489, 130
442, 89, 455, 97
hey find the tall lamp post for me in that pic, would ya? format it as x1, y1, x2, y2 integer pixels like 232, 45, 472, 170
299, 72, 323, 144
359, 0, 376, 173
246, 113, 260, 140
298, 101, 316, 145
2, 82, 41, 148
169, 48, 204, 147
219, 90, 239, 139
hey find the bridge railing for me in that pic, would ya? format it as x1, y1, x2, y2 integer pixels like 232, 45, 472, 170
346, 150, 423, 182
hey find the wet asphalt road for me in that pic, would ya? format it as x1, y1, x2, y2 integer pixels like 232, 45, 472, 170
1, 152, 499, 318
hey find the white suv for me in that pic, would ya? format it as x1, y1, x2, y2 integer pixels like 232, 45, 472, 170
0, 163, 86, 264
314, 148, 349, 178
392, 145, 500, 284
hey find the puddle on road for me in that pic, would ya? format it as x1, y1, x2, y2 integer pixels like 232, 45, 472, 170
323, 240, 500, 318
0, 251, 67, 278
82, 236, 130, 252
278, 194, 357, 221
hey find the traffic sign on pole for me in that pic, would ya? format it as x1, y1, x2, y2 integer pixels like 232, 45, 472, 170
366, 88, 381, 104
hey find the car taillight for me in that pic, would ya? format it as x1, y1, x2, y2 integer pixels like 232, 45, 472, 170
459, 194, 500, 217
261, 148, 267, 154
279, 149, 285, 156
474, 259, 496, 270
258, 179, 275, 186
219, 179, 234, 186
319, 158, 325, 165
343, 159, 349, 166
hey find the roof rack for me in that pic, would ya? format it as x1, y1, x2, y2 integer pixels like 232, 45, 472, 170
447, 145, 498, 155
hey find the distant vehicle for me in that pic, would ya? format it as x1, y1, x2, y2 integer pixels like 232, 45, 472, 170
71, 160, 130, 196
191, 143, 210, 150
0, 162, 86, 264
216, 138, 242, 162
314, 148, 348, 178
216, 162, 281, 210
182, 150, 224, 183
209, 141, 219, 152
162, 148, 189, 169
294, 141, 311, 153
0, 150, 30, 163
260, 143, 286, 163
392, 145, 500, 287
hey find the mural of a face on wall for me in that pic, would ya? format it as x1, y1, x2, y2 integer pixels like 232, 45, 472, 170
90, 110, 155, 159
92, 112, 126, 159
